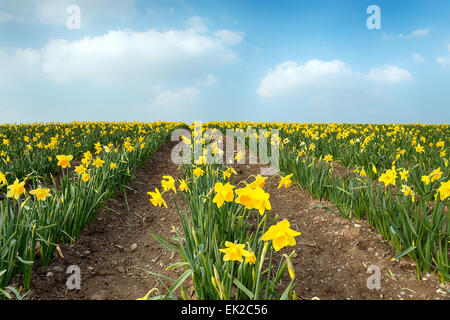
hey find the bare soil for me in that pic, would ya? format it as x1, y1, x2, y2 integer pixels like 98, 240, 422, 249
16, 142, 449, 300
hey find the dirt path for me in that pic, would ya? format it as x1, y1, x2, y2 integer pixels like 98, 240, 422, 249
21, 142, 448, 300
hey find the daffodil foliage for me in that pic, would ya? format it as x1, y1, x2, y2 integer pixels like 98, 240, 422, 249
0, 121, 181, 298
147, 162, 300, 300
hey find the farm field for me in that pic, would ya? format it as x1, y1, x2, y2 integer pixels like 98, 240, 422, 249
0, 121, 448, 300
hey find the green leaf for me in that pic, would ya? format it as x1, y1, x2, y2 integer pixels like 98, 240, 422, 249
16, 256, 34, 265
166, 261, 190, 271
312, 206, 337, 214
166, 269, 193, 298
233, 278, 254, 299
393, 246, 416, 261
0, 288, 12, 299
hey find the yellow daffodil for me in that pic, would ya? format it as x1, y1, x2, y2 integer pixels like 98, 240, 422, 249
245, 251, 257, 265
29, 187, 52, 201
219, 241, 252, 262
399, 169, 409, 181
378, 168, 397, 187
75, 164, 87, 175
359, 168, 367, 177
0, 171, 6, 185
7, 179, 25, 200
93, 157, 105, 168
429, 167, 443, 182
81, 173, 90, 182
147, 188, 167, 208
178, 179, 189, 192
261, 220, 301, 251
235, 185, 254, 209
193, 167, 204, 177
161, 175, 176, 193
248, 174, 267, 188
212, 182, 235, 208
56, 155, 73, 168
415, 144, 424, 153
436, 181, 450, 201
249, 187, 271, 215
278, 174, 293, 189
421, 175, 430, 185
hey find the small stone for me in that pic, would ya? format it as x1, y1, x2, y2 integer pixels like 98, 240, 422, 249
130, 243, 138, 252
52, 266, 65, 272
400, 291, 406, 296
379, 294, 383, 298
88, 266, 94, 271
337, 268, 342, 273
46, 272, 54, 278
367, 247, 374, 252
438, 283, 446, 289
354, 224, 361, 228
84, 250, 90, 255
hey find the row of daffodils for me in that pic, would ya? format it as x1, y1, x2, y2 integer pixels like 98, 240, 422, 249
144, 162, 301, 300
197, 122, 448, 283
0, 121, 181, 299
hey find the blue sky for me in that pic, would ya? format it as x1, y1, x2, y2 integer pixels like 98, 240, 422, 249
0, 0, 449, 124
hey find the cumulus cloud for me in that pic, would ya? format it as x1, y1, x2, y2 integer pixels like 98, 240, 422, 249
257, 59, 354, 98
257, 60, 411, 98
0, 18, 243, 86
365, 65, 412, 84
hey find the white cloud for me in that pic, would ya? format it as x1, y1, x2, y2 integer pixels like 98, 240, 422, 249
437, 57, 449, 65
257, 59, 354, 98
365, 65, 412, 84
0, 18, 243, 86
384, 27, 431, 39
411, 28, 431, 37
413, 53, 426, 62
257, 60, 412, 98
151, 87, 199, 109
